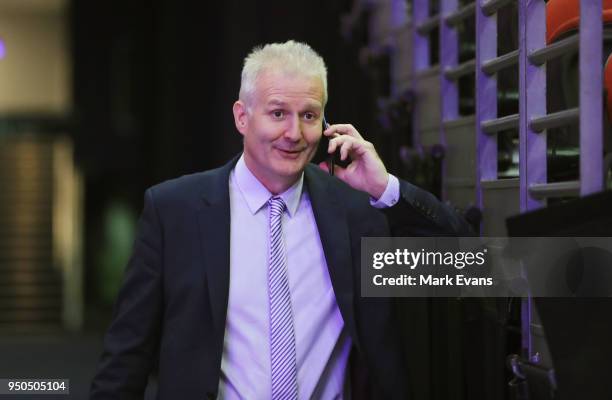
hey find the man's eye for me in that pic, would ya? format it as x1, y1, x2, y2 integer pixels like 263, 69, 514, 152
272, 110, 284, 119
304, 112, 316, 120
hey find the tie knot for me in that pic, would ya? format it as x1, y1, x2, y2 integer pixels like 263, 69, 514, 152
268, 196, 286, 217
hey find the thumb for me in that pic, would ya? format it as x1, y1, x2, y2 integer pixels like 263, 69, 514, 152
318, 161, 329, 173
331, 165, 348, 180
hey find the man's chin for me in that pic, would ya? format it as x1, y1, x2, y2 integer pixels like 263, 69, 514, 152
272, 160, 307, 178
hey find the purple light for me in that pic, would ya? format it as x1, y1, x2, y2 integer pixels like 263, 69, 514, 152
0, 38, 5, 59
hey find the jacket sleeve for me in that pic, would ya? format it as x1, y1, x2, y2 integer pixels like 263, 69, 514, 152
90, 188, 164, 400
382, 179, 473, 236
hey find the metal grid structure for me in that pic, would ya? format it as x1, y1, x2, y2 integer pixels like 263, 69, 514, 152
413, 0, 605, 227
411, 0, 606, 372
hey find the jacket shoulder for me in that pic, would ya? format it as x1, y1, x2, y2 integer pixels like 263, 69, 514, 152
305, 163, 371, 205
146, 165, 227, 210
305, 163, 382, 224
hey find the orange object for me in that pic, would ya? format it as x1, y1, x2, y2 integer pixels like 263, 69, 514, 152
546, 0, 612, 44
605, 54, 612, 122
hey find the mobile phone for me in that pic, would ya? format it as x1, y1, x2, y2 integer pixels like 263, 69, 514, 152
314, 116, 348, 176
322, 117, 334, 176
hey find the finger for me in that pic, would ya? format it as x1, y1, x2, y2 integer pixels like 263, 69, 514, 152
328, 135, 349, 153
328, 136, 338, 153
331, 135, 372, 159
325, 123, 363, 140
322, 128, 341, 138
324, 124, 353, 136
318, 161, 329, 173
339, 139, 354, 161
328, 134, 353, 154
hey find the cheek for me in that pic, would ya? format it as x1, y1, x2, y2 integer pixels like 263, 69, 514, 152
305, 130, 322, 147
250, 120, 283, 142
245, 126, 271, 146
302, 124, 322, 141
243, 134, 267, 160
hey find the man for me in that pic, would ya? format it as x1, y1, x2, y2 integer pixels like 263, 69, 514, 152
91, 40, 470, 399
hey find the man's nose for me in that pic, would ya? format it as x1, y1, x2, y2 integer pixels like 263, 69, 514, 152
283, 116, 303, 141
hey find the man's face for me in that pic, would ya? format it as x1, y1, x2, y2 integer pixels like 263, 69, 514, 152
233, 69, 324, 194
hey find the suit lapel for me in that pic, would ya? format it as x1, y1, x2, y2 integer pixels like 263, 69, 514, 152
304, 166, 360, 350
197, 157, 238, 336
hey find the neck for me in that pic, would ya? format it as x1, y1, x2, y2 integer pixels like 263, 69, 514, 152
242, 153, 299, 195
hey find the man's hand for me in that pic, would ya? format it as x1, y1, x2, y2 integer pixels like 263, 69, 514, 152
318, 123, 389, 200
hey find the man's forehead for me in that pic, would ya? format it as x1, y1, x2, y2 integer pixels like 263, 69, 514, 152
254, 70, 324, 103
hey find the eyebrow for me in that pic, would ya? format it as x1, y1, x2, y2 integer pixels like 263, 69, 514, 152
265, 99, 322, 112
266, 99, 288, 108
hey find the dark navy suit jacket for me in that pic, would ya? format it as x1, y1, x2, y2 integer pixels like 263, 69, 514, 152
90, 156, 470, 400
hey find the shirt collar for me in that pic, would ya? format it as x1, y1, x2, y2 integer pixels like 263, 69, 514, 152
233, 154, 303, 217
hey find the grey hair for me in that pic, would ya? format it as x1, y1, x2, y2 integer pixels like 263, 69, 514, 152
239, 40, 328, 109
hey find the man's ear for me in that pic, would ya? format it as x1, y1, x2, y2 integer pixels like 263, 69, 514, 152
233, 100, 248, 135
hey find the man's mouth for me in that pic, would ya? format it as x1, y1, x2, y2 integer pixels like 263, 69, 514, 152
275, 147, 304, 158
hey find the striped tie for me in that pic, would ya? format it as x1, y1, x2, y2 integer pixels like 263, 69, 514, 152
268, 196, 298, 400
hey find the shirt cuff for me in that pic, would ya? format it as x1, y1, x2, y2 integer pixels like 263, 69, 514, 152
370, 174, 400, 209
